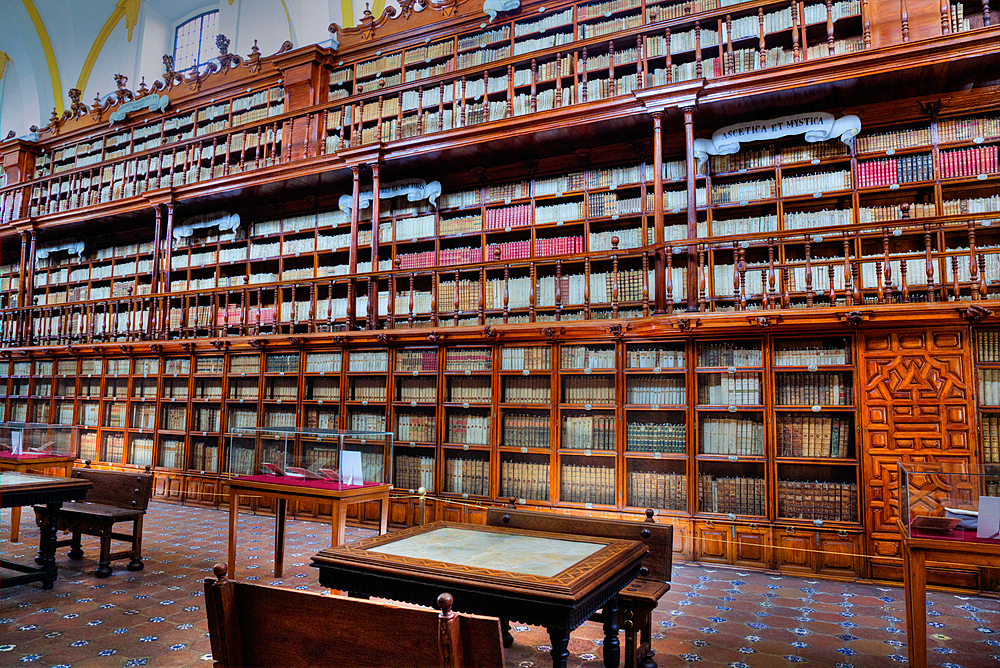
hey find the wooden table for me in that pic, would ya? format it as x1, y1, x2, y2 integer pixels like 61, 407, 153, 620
226, 475, 390, 578
0, 454, 76, 542
312, 521, 648, 668
1, 471, 92, 589
898, 520, 1000, 668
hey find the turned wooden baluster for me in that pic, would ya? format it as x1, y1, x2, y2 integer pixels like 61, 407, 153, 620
804, 236, 814, 307
222, 289, 231, 334
555, 54, 563, 107
695, 22, 703, 78
984, 0, 992, 26
826, 0, 835, 55
828, 265, 837, 306
842, 233, 854, 306
527, 261, 537, 322
659, 249, 668, 315
758, 8, 766, 67
555, 259, 563, 321
698, 245, 706, 311
326, 279, 334, 330
609, 41, 616, 90
642, 246, 656, 318
725, 15, 734, 74
531, 59, 538, 114
862, 0, 872, 47
923, 223, 936, 302
431, 273, 438, 327
792, 2, 801, 61
612, 236, 620, 318
507, 65, 515, 118
582, 48, 589, 103
875, 260, 884, 303
952, 255, 961, 299
636, 35, 644, 88
284, 118, 294, 161
781, 266, 790, 309
479, 263, 486, 325
272, 285, 280, 332
584, 257, 591, 318
438, 82, 446, 132
665, 28, 673, 83
969, 221, 980, 300
882, 228, 893, 302
979, 253, 988, 300
396, 92, 403, 141
732, 243, 741, 308
941, 0, 951, 34
739, 246, 748, 311
901, 0, 910, 42
900, 258, 910, 302
765, 239, 775, 308
454, 268, 461, 326
503, 261, 510, 325
850, 260, 861, 305
308, 282, 317, 332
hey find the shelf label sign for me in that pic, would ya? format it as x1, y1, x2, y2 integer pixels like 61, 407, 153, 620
338, 179, 442, 215
693, 113, 861, 166
109, 94, 169, 126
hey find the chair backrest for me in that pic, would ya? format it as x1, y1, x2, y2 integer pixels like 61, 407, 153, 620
204, 564, 505, 668
71, 468, 154, 511
485, 508, 673, 583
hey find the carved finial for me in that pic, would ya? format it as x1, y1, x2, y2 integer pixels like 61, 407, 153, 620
437, 592, 455, 616
137, 77, 148, 97
644, 508, 656, 523
216, 34, 231, 56
212, 563, 228, 582
68, 88, 87, 117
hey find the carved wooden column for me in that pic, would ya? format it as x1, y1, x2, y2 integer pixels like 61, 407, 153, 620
16, 230, 29, 311
370, 162, 382, 329
651, 111, 666, 314
684, 107, 698, 311
25, 230, 37, 308
151, 205, 162, 295
163, 203, 175, 294
348, 165, 361, 329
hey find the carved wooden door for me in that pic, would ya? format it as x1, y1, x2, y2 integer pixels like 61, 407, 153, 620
859, 328, 978, 578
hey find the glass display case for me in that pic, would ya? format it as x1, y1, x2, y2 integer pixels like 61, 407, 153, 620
0, 422, 77, 461
225, 427, 393, 490
898, 462, 1000, 543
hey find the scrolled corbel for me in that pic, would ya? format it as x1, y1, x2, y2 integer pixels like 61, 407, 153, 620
963, 304, 992, 323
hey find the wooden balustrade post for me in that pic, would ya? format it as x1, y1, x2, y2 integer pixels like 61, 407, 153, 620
876, 260, 884, 303
611, 236, 620, 318
698, 245, 706, 311
637, 35, 645, 88
952, 255, 961, 299
882, 228, 893, 302
804, 235, 814, 306
826, 0, 835, 55
828, 264, 837, 306
16, 231, 28, 340
941, 0, 951, 34
431, 273, 438, 326
732, 243, 741, 309
555, 54, 563, 107
781, 266, 790, 308
665, 28, 672, 83
968, 221, 979, 300
651, 112, 666, 313
531, 59, 538, 114
555, 260, 563, 321
582, 48, 589, 103
768, 238, 777, 308
924, 223, 936, 302
738, 246, 747, 311
370, 162, 382, 328
479, 264, 486, 325
25, 230, 37, 309
409, 268, 416, 326
758, 8, 766, 67
584, 257, 592, 318
454, 269, 461, 326
851, 260, 862, 305
862, 0, 872, 47
695, 22, 703, 78
726, 15, 735, 74
347, 165, 361, 329
438, 82, 446, 132
658, 250, 666, 315
984, 0, 992, 26
902, 0, 910, 42
979, 253, 988, 299
900, 260, 910, 302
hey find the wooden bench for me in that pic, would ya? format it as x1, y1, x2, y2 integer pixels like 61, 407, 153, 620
33, 465, 154, 578
204, 563, 505, 668
486, 507, 672, 668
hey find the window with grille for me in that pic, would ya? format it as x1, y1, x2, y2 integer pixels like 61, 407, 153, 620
173, 11, 219, 72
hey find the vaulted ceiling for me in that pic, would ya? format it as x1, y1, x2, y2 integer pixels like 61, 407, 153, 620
0, 0, 403, 137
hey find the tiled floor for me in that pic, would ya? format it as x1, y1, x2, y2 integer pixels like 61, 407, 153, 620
1, 501, 998, 667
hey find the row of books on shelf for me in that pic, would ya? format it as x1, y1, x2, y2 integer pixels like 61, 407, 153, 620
396, 349, 438, 372
698, 343, 763, 367
444, 348, 492, 371
562, 414, 616, 450
627, 470, 687, 511
560, 464, 614, 505
394, 453, 435, 491
447, 415, 490, 445
397, 381, 436, 402
857, 153, 933, 187
303, 408, 338, 430
499, 460, 550, 501
158, 439, 185, 469
776, 415, 853, 458
563, 378, 615, 403
130, 437, 154, 467
504, 377, 550, 402
776, 480, 857, 522
349, 411, 387, 432
351, 378, 387, 402
775, 373, 853, 405
698, 474, 767, 515
697, 373, 761, 406
448, 381, 491, 402
978, 415, 1000, 464
396, 414, 436, 442
444, 457, 489, 495
191, 441, 220, 472
626, 421, 686, 453
625, 378, 685, 404
502, 414, 551, 449
560, 346, 615, 370
700, 416, 764, 456
939, 145, 999, 179
774, 344, 850, 366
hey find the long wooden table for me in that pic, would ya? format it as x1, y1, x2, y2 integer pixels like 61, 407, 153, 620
312, 521, 648, 668
898, 520, 1000, 668
0, 454, 76, 542
226, 475, 390, 578
1, 471, 92, 589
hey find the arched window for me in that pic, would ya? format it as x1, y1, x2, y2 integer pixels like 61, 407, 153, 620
173, 11, 219, 72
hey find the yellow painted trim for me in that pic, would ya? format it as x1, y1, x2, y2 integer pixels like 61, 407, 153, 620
77, 7, 125, 98
21, 0, 63, 115
340, 0, 353, 28
280, 0, 292, 40
372, 0, 386, 20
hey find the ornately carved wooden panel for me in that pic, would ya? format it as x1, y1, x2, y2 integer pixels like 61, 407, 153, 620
860, 329, 978, 541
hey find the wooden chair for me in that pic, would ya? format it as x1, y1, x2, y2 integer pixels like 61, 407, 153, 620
486, 506, 672, 668
33, 465, 154, 578
204, 563, 505, 668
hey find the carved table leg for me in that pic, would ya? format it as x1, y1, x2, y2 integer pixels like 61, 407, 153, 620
38, 502, 61, 589
95, 528, 113, 578
68, 531, 84, 560
603, 596, 621, 668
500, 618, 514, 647
548, 626, 570, 668
274, 498, 287, 578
